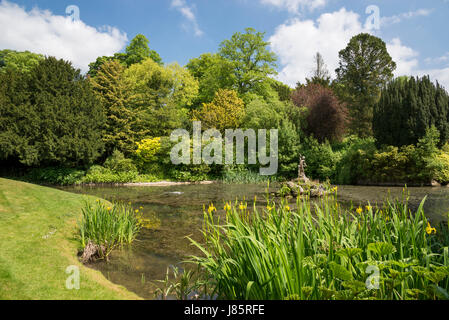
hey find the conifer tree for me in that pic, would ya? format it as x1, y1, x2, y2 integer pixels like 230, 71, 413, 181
90, 60, 136, 156
373, 76, 449, 147
0, 57, 105, 166
336, 33, 396, 137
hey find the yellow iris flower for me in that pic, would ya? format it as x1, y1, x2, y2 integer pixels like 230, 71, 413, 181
426, 222, 437, 235
208, 204, 217, 214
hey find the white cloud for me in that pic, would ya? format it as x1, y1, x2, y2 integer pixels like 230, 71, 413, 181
269, 8, 449, 90
423, 68, 449, 91
260, 0, 326, 13
269, 8, 366, 86
425, 52, 449, 66
387, 38, 419, 76
381, 8, 433, 27
171, 0, 203, 37
0, 0, 127, 73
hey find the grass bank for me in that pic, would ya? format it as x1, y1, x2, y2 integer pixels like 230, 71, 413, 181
0, 178, 141, 300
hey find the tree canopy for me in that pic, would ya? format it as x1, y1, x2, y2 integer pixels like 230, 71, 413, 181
292, 83, 348, 143
0, 57, 105, 167
193, 89, 245, 132
219, 28, 278, 94
123, 58, 198, 137
373, 76, 449, 147
336, 33, 396, 137
87, 34, 162, 77
0, 50, 44, 73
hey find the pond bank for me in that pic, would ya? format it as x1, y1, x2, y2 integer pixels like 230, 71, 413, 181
0, 178, 141, 300
103, 181, 216, 187
356, 180, 447, 187
60, 183, 449, 299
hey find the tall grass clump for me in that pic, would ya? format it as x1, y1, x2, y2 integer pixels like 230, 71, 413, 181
189, 191, 449, 300
222, 166, 278, 184
78, 201, 142, 261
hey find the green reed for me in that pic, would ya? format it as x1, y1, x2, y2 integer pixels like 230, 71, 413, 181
79, 201, 141, 259
188, 190, 449, 300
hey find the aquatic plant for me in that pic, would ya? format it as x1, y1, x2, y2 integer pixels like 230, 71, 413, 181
154, 266, 207, 300
78, 201, 141, 261
222, 166, 278, 184
188, 192, 449, 300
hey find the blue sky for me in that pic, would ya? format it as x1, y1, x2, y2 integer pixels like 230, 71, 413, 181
1, 0, 448, 87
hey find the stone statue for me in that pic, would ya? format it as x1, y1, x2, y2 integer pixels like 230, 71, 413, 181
298, 155, 310, 183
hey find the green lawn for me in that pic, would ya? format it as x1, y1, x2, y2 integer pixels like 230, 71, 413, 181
0, 178, 141, 300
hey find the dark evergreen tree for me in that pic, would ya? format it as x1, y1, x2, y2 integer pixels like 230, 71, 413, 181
373, 76, 449, 147
336, 33, 396, 137
0, 57, 105, 167
0, 69, 37, 165
269, 79, 293, 102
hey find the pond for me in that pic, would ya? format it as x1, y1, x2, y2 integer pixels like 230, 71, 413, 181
62, 183, 449, 299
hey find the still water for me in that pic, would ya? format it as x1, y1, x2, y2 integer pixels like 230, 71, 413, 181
62, 183, 449, 299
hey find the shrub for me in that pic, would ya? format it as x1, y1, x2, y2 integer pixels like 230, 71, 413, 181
104, 150, 137, 174
278, 119, 301, 178
221, 165, 277, 184
81, 165, 138, 184
299, 137, 342, 182
335, 136, 377, 185
425, 152, 449, 184
169, 164, 212, 182
134, 137, 162, 173
23, 167, 86, 185
334, 128, 448, 185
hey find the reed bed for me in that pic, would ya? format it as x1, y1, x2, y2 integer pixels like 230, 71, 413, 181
189, 190, 449, 300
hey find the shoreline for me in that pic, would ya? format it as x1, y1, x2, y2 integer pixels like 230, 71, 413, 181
0, 178, 141, 300
4, 175, 448, 188
79, 180, 218, 187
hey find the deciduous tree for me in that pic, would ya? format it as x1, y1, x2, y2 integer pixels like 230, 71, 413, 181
0, 50, 44, 73
186, 53, 235, 106
292, 83, 348, 143
124, 58, 198, 137
87, 34, 162, 77
219, 28, 277, 94
193, 89, 245, 132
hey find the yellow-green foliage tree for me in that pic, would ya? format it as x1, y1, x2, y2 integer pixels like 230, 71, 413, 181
193, 89, 245, 131
124, 58, 199, 137
90, 60, 136, 156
